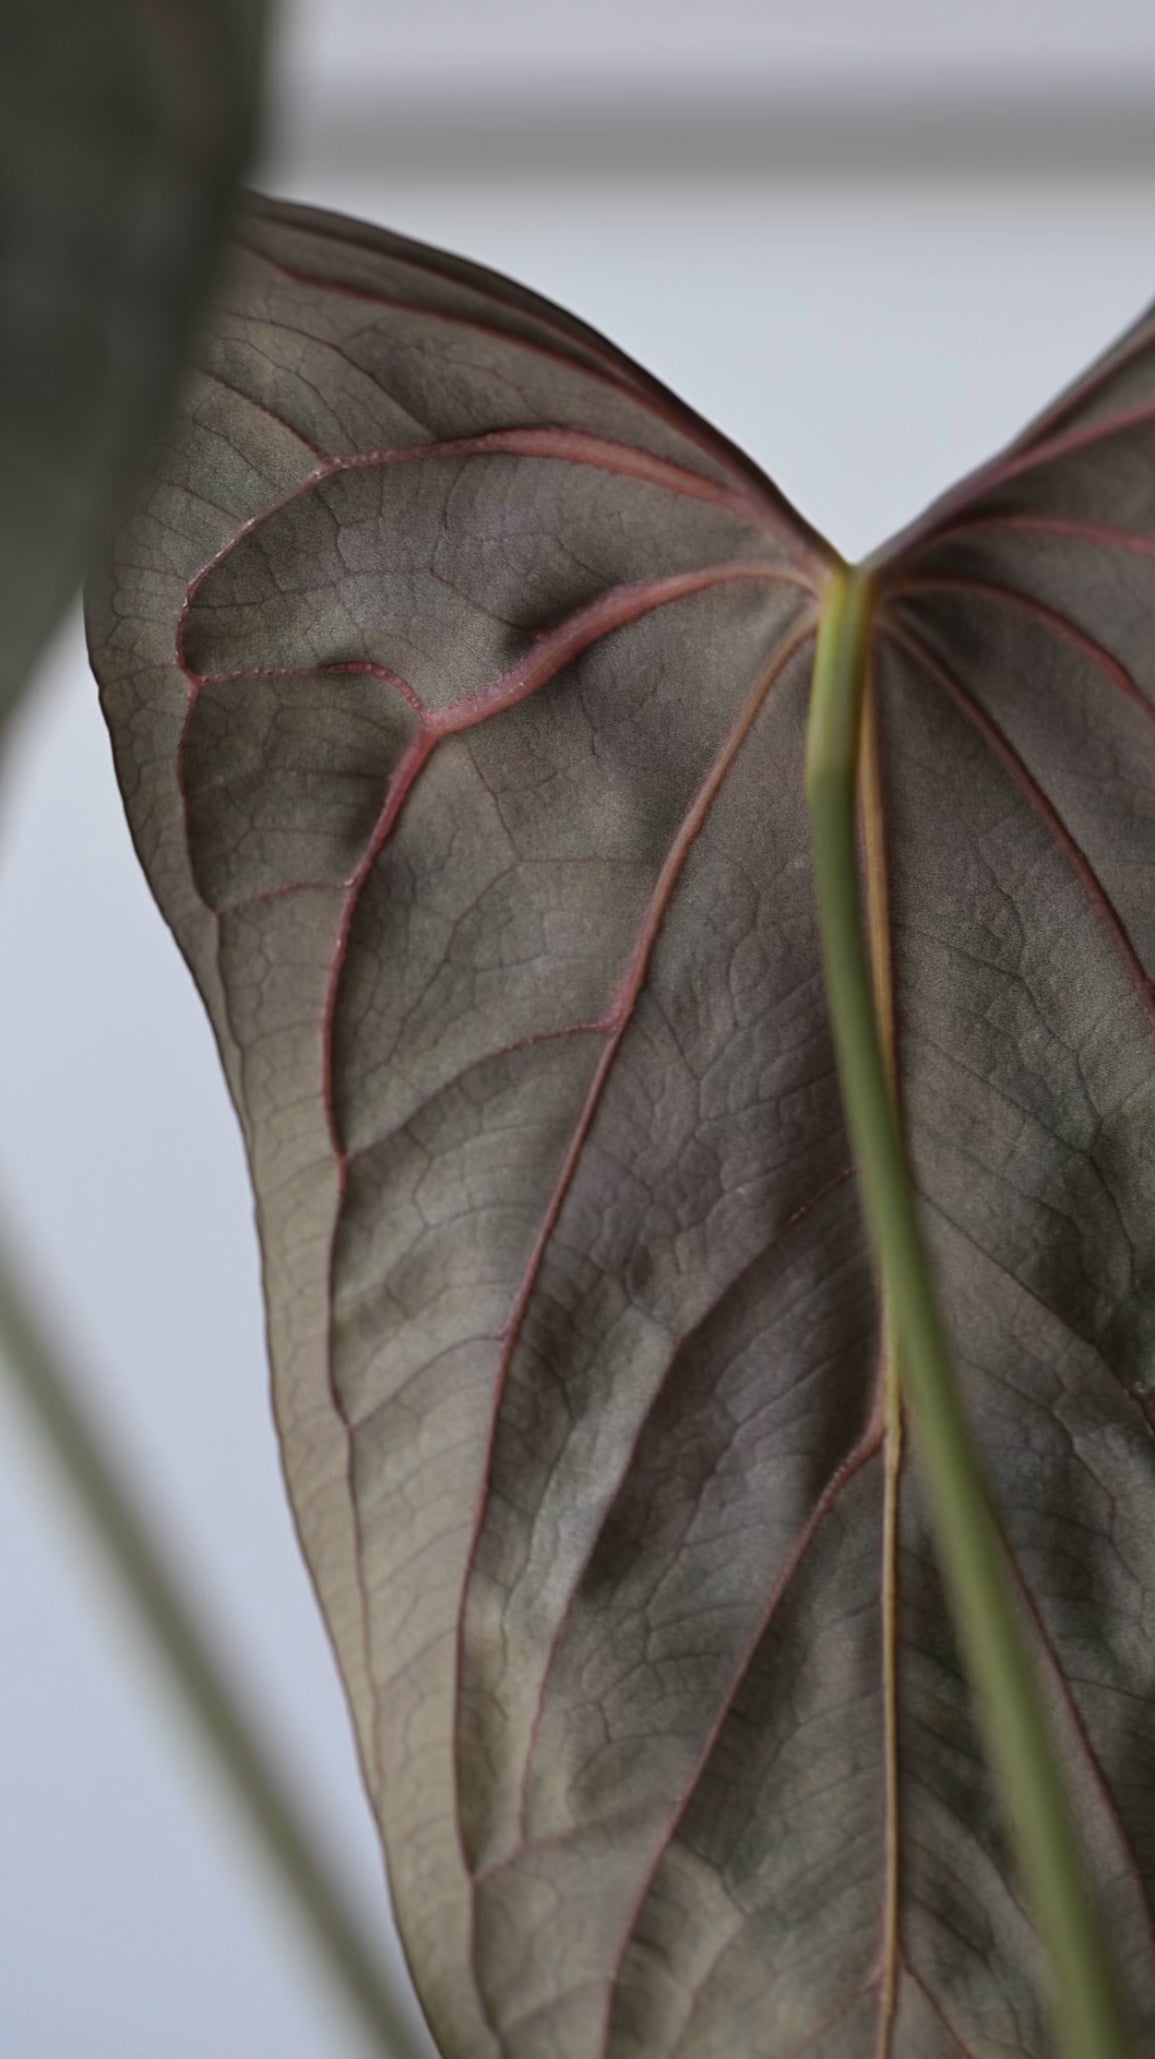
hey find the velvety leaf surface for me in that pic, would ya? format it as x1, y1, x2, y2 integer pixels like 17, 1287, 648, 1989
87, 198, 1155, 2058
0, 0, 265, 711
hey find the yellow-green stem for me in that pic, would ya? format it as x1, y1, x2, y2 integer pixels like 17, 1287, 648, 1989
805, 564, 1129, 2059
0, 1228, 426, 2059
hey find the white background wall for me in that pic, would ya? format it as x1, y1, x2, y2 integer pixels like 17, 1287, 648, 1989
3, 4, 1155, 2054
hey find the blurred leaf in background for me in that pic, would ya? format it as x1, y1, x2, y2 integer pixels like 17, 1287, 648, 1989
0, 0, 268, 720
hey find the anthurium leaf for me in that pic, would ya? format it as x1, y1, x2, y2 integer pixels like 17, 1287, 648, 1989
86, 197, 1155, 2057
0, 0, 265, 715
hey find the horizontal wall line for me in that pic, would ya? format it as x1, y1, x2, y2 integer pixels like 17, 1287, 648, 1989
267, 81, 1155, 182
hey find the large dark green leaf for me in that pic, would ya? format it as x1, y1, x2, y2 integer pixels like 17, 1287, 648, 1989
0, 0, 266, 712
87, 197, 1155, 2057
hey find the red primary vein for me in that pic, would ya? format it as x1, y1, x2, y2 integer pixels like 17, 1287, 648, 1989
182, 419, 812, 612
230, 229, 832, 564
985, 397, 1155, 494
891, 572, 1155, 736
877, 392, 1155, 573
914, 512, 1155, 562
318, 725, 436, 1145
884, 618, 1155, 1033
460, 604, 819, 1560
334, 426, 795, 537
231, 230, 660, 397
228, 239, 703, 453
431, 562, 796, 733
179, 562, 792, 1045
316, 560, 799, 1154
993, 320, 1155, 459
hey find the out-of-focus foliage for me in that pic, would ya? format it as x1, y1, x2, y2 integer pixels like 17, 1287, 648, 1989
0, 0, 266, 717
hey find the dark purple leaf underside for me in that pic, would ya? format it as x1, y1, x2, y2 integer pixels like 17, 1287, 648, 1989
88, 198, 1155, 2058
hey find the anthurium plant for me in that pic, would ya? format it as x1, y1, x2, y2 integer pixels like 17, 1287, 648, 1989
78, 194, 1155, 2059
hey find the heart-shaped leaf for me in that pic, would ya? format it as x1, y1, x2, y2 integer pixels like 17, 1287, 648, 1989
0, 0, 266, 713
87, 197, 1155, 2057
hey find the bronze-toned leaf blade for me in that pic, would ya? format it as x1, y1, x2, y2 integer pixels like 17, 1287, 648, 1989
0, 0, 266, 711
88, 196, 1155, 2057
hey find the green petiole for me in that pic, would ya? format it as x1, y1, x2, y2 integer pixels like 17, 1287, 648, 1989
805, 563, 1130, 2059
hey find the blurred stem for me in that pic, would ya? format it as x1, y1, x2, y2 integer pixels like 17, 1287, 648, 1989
0, 1229, 426, 2059
805, 565, 1130, 2059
